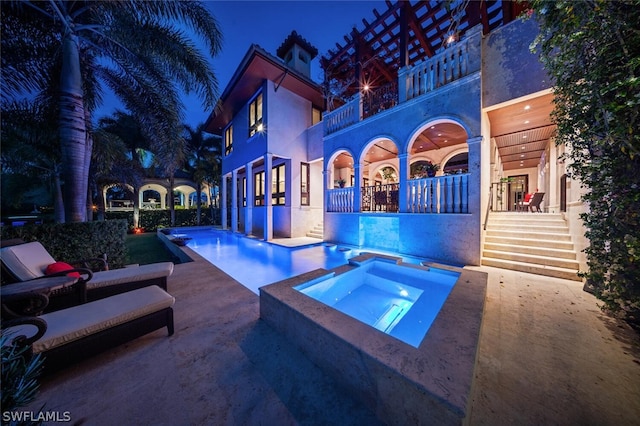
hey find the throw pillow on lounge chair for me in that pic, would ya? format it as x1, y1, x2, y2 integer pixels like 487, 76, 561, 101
1, 242, 173, 305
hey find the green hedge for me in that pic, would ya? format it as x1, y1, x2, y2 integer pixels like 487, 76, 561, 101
105, 208, 220, 232
1, 220, 128, 269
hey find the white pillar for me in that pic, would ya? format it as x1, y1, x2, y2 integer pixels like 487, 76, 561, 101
221, 175, 228, 229
231, 169, 238, 233
263, 153, 273, 240
245, 162, 254, 236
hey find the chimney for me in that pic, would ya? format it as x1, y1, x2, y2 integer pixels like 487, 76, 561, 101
276, 31, 318, 79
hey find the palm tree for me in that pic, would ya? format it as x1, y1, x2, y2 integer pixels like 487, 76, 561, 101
95, 111, 153, 226
0, 99, 65, 222
184, 123, 222, 225
153, 122, 188, 227
1, 1, 222, 222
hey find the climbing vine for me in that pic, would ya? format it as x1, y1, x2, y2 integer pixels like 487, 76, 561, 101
526, 0, 640, 325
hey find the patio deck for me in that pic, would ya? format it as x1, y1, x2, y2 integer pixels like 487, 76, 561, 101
24, 246, 640, 425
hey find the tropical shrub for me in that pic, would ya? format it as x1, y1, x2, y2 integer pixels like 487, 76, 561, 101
527, 0, 640, 325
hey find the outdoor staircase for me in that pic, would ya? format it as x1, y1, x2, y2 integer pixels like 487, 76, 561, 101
482, 212, 582, 281
306, 223, 324, 239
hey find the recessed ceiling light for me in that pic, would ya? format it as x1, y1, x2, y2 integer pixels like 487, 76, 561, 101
521, 146, 526, 150
524, 120, 530, 124
520, 154, 525, 158
438, 133, 442, 136
444, 140, 448, 143
524, 105, 531, 110
431, 126, 435, 129
522, 135, 527, 139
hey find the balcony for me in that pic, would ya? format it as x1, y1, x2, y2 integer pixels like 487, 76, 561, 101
323, 27, 481, 137
327, 174, 469, 214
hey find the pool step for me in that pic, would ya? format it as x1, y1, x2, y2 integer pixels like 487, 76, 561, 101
306, 223, 324, 239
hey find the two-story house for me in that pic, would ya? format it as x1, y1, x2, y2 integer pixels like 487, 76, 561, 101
207, 1, 588, 281
205, 31, 325, 240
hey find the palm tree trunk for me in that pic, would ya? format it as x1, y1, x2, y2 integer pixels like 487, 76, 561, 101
196, 182, 202, 226
59, 31, 88, 222
133, 187, 140, 229
53, 168, 65, 223
169, 175, 176, 226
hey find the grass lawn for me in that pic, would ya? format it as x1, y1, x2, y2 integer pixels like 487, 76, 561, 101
125, 233, 178, 265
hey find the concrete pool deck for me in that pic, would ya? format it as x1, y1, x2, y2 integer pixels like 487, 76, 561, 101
23, 245, 640, 425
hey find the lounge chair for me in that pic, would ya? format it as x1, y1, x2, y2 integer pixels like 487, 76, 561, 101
2, 285, 175, 374
1, 241, 173, 311
518, 192, 545, 212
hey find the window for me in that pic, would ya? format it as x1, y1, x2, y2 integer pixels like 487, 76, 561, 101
312, 107, 322, 125
272, 164, 286, 206
301, 163, 310, 206
224, 125, 233, 155
249, 93, 263, 137
254, 171, 264, 206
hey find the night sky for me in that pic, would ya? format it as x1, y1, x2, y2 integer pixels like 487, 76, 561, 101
96, 0, 387, 127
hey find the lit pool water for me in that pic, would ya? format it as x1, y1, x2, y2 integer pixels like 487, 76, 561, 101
294, 257, 459, 347
174, 228, 423, 294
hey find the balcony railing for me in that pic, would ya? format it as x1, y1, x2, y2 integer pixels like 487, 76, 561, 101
326, 174, 469, 214
407, 174, 469, 214
324, 96, 361, 135
324, 27, 480, 136
327, 187, 354, 212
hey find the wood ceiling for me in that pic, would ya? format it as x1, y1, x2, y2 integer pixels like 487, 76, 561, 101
488, 93, 556, 170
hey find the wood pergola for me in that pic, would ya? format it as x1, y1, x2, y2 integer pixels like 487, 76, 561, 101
320, 0, 527, 111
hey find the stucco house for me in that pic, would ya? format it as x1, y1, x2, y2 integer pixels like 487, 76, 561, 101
206, 1, 588, 281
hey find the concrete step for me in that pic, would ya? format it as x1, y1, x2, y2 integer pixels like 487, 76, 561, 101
481, 257, 582, 281
485, 229, 573, 241
486, 223, 569, 233
484, 236, 575, 250
483, 242, 577, 259
306, 223, 324, 239
483, 249, 580, 270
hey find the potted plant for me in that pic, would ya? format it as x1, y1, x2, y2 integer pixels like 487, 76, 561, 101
425, 161, 440, 177
381, 167, 396, 182
411, 161, 440, 178
337, 178, 346, 188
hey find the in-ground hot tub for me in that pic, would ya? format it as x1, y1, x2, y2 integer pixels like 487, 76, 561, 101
294, 256, 460, 348
260, 253, 487, 425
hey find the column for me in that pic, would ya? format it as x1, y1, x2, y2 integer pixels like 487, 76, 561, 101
353, 162, 362, 212
548, 143, 558, 213
467, 136, 483, 214
231, 169, 238, 233
245, 162, 254, 236
263, 153, 273, 241
221, 174, 228, 230
398, 153, 409, 212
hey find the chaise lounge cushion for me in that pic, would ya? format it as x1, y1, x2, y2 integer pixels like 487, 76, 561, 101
1, 242, 55, 281
1, 241, 173, 291
8, 286, 175, 354
87, 262, 174, 290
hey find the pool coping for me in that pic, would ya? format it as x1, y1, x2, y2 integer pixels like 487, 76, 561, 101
260, 253, 488, 425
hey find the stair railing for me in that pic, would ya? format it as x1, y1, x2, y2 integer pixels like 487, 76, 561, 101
483, 185, 493, 231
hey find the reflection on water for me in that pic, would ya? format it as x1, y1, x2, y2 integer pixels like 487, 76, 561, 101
183, 230, 360, 294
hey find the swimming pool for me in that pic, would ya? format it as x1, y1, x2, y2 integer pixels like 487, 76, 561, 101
173, 228, 423, 294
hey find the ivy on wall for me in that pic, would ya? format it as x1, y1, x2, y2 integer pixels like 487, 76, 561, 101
527, 0, 640, 325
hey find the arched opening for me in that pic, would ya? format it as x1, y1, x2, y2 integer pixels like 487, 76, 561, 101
330, 151, 354, 188
443, 152, 468, 174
